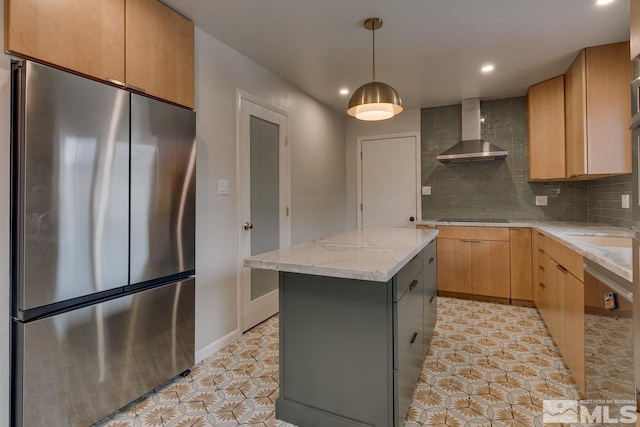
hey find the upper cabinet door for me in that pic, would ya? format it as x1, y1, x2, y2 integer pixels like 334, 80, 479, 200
565, 42, 631, 178
5, 0, 125, 83
564, 50, 587, 178
584, 42, 632, 176
527, 76, 566, 180
126, 0, 195, 109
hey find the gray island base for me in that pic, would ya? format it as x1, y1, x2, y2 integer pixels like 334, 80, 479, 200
244, 228, 438, 426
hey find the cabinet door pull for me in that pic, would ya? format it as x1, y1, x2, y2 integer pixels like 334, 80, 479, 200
538, 265, 545, 272
410, 332, 418, 344
538, 282, 546, 289
461, 239, 481, 243
409, 279, 419, 291
106, 77, 125, 87
556, 264, 568, 273
538, 249, 544, 254
429, 296, 435, 303
127, 84, 146, 93
428, 257, 435, 264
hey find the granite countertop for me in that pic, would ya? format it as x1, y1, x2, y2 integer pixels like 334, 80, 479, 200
418, 219, 632, 282
244, 228, 438, 282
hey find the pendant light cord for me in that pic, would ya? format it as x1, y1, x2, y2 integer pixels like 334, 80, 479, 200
372, 24, 376, 82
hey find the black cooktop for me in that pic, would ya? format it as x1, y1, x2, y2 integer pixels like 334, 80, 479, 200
438, 218, 510, 223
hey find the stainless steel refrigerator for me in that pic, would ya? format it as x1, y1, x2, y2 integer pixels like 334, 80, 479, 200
10, 60, 196, 427
632, 71, 640, 410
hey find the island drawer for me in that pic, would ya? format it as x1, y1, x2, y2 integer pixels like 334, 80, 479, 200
394, 250, 423, 301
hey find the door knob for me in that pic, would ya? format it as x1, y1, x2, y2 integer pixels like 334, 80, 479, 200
409, 216, 415, 222
243, 222, 254, 230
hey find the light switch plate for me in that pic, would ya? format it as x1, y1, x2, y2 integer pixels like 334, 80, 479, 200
535, 196, 548, 206
218, 179, 230, 195
422, 186, 431, 196
622, 194, 630, 209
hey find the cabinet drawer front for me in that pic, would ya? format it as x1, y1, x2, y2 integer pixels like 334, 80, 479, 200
535, 231, 548, 253
394, 250, 423, 301
543, 236, 583, 281
437, 226, 509, 241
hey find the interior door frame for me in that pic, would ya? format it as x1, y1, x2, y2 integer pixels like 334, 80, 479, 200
236, 90, 291, 332
356, 132, 421, 229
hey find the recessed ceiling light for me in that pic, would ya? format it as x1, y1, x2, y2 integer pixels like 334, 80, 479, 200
481, 64, 495, 73
339, 88, 349, 95
596, 0, 615, 5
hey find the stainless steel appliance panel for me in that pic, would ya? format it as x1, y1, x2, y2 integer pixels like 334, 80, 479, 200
631, 76, 640, 128
130, 95, 196, 284
633, 108, 640, 404
633, 127, 640, 222
584, 261, 635, 415
13, 278, 195, 427
633, 233, 640, 395
15, 61, 130, 312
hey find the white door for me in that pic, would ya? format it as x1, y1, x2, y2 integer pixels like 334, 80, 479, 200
358, 133, 421, 229
239, 93, 290, 331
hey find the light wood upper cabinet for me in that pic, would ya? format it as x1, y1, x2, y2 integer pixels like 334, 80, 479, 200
5, 0, 195, 109
5, 0, 125, 83
565, 42, 632, 178
527, 76, 566, 180
126, 0, 195, 109
632, 0, 640, 60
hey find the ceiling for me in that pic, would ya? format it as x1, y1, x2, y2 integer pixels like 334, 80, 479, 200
162, 0, 630, 116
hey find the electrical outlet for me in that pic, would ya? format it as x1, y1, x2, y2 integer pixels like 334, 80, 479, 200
535, 196, 548, 206
422, 186, 431, 196
622, 194, 630, 209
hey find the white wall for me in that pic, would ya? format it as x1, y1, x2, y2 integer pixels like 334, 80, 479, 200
194, 28, 347, 359
0, 2, 11, 424
345, 109, 421, 229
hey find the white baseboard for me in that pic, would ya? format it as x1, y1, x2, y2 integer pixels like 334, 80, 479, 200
195, 328, 242, 364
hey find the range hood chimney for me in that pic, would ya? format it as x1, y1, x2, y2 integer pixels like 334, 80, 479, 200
436, 98, 508, 163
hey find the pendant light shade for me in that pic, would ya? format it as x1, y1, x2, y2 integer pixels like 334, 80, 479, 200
347, 81, 403, 121
347, 18, 403, 121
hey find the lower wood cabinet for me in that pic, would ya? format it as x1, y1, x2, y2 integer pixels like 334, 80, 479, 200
510, 228, 532, 301
436, 226, 510, 299
437, 237, 472, 294
533, 232, 585, 395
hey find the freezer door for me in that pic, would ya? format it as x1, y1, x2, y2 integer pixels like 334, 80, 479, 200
12, 278, 195, 427
14, 61, 130, 313
130, 95, 196, 285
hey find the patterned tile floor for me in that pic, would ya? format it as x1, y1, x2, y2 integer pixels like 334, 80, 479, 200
97, 297, 584, 427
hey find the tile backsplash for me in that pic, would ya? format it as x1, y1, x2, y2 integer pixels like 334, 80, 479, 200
589, 174, 634, 227
420, 97, 633, 227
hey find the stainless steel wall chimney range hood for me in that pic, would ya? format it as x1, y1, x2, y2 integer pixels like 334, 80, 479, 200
436, 98, 508, 163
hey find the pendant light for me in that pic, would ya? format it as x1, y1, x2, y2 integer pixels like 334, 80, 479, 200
347, 18, 403, 121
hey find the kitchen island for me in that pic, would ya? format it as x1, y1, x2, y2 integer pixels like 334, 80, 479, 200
244, 228, 438, 427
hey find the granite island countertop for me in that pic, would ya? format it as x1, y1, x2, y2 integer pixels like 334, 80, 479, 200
244, 228, 438, 282
417, 219, 632, 282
